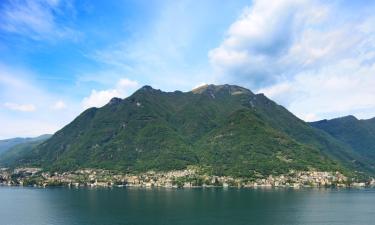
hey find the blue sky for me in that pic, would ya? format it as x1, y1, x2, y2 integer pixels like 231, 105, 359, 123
1, 0, 375, 139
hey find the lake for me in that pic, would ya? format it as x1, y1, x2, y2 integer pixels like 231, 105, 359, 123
0, 187, 374, 225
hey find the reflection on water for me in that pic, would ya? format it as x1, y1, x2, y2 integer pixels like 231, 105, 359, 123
0, 187, 374, 225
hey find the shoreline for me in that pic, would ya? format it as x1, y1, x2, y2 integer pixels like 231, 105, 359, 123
1, 167, 373, 189
0, 183, 373, 189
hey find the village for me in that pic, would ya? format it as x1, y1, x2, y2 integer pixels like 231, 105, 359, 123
0, 167, 373, 189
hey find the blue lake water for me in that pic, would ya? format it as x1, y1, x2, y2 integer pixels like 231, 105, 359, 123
0, 187, 374, 225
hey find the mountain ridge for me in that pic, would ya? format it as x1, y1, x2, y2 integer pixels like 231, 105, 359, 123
0, 134, 52, 156
1, 84, 373, 178
310, 116, 375, 167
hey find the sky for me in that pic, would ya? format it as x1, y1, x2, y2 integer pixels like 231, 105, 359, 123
1, 0, 375, 139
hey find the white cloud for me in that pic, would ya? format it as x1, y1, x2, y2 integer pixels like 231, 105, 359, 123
0, 64, 80, 138
0, 0, 79, 41
116, 78, 139, 90
87, 0, 234, 92
0, 116, 60, 139
210, 0, 375, 120
192, 82, 208, 90
82, 89, 121, 109
209, 0, 331, 87
4, 102, 36, 112
52, 100, 66, 110
259, 59, 375, 121
304, 113, 319, 122
0, 64, 50, 105
82, 78, 139, 109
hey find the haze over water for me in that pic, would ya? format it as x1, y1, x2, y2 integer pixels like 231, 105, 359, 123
1, 187, 374, 225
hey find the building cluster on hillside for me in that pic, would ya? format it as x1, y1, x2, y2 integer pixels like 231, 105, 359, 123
0, 167, 371, 188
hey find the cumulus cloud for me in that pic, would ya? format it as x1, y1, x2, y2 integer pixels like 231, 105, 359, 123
210, 0, 375, 120
82, 89, 121, 109
260, 59, 375, 121
0, 0, 79, 41
209, 0, 331, 86
4, 102, 36, 112
82, 78, 139, 109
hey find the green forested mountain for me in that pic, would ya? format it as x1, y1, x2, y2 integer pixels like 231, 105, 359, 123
0, 135, 51, 156
0, 138, 50, 167
311, 116, 375, 166
1, 85, 372, 177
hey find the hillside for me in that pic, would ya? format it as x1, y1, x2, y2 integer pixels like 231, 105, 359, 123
0, 135, 51, 156
1, 84, 371, 177
0, 138, 50, 167
311, 116, 375, 165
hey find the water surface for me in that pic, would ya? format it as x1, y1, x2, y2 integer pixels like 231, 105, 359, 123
0, 187, 374, 225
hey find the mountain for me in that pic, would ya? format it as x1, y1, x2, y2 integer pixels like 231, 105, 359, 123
1, 85, 371, 177
0, 138, 51, 167
311, 116, 375, 164
0, 135, 51, 156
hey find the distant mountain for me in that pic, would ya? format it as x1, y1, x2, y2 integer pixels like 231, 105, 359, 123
0, 135, 51, 156
1, 85, 372, 177
311, 116, 375, 165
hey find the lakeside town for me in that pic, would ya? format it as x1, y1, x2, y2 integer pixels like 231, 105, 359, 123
0, 167, 374, 188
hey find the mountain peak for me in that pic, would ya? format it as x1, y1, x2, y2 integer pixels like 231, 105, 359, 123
335, 115, 358, 122
311, 115, 358, 124
140, 85, 154, 90
191, 84, 253, 96
108, 97, 123, 105
343, 115, 357, 120
135, 85, 163, 94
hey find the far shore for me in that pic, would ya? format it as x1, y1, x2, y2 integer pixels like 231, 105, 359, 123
1, 167, 374, 189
